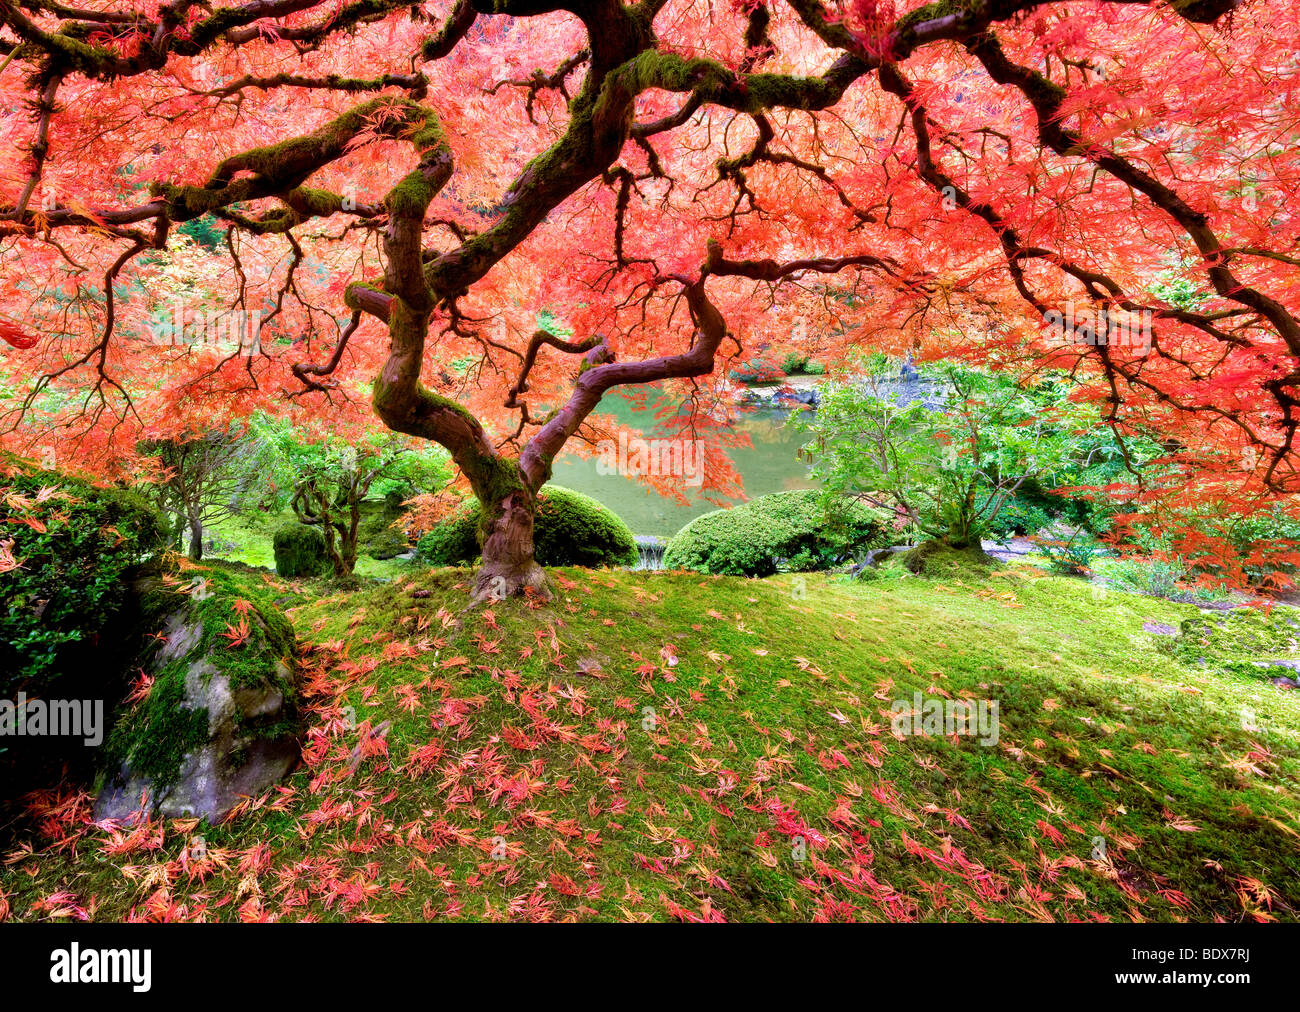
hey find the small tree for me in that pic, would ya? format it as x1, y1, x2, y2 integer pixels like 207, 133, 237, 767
291, 447, 382, 578
271, 430, 446, 579
138, 430, 255, 560
797, 363, 1074, 553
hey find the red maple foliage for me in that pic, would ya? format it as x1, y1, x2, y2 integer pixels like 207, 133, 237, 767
0, 0, 1296, 594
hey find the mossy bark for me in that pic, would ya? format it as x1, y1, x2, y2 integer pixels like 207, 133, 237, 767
473, 483, 548, 602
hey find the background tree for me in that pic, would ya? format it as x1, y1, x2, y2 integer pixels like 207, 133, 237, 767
138, 429, 255, 560
799, 361, 1079, 552
258, 424, 442, 577
0, 0, 1297, 597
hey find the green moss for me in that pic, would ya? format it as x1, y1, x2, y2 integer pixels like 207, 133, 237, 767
102, 561, 299, 788
358, 500, 410, 560
13, 561, 1300, 921
1175, 608, 1300, 665
900, 539, 995, 577
274, 523, 330, 578
416, 485, 637, 568
102, 659, 209, 789
387, 170, 437, 218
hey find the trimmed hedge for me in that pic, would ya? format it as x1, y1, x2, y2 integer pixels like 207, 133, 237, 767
0, 454, 166, 695
273, 523, 329, 577
662, 489, 891, 577
416, 485, 638, 568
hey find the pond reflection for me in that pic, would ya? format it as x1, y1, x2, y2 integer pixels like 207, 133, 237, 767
548, 388, 817, 537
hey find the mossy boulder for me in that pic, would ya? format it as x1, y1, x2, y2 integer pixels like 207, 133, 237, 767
357, 498, 410, 560
416, 485, 638, 569
900, 539, 996, 577
95, 562, 301, 824
663, 490, 891, 577
273, 522, 329, 577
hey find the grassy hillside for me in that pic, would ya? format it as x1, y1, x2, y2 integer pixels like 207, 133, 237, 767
5, 561, 1299, 922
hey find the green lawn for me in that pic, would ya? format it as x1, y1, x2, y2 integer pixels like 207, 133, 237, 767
5, 560, 1299, 922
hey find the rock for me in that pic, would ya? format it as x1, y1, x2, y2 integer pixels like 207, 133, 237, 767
848, 545, 911, 575
1255, 658, 1300, 671
1269, 676, 1299, 690
771, 385, 820, 407
1035, 521, 1084, 543
982, 538, 1037, 561
95, 570, 300, 824
1142, 621, 1179, 636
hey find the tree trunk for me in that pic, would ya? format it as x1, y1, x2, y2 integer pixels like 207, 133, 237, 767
188, 513, 203, 561
473, 488, 549, 602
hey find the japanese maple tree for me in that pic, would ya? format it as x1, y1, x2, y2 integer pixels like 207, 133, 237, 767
0, 0, 1297, 597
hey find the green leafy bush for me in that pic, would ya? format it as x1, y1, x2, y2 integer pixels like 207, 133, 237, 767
0, 455, 166, 696
729, 356, 784, 384
415, 509, 479, 566
663, 490, 890, 577
1102, 554, 1188, 598
416, 486, 638, 568
778, 353, 827, 376
1037, 532, 1104, 575
272, 523, 329, 577
983, 497, 1054, 540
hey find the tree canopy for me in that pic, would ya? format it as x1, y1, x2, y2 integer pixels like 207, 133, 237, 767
0, 0, 1296, 593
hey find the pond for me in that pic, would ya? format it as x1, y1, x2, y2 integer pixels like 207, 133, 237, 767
548, 387, 817, 538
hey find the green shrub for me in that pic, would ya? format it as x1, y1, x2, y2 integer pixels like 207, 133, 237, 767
273, 523, 329, 577
415, 509, 479, 566
415, 486, 638, 568
0, 455, 166, 696
1103, 554, 1188, 598
663, 490, 890, 577
1037, 531, 1104, 575
983, 496, 1054, 540
778, 353, 826, 377
729, 356, 784, 384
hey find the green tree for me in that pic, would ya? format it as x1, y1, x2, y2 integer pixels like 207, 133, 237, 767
797, 363, 1080, 553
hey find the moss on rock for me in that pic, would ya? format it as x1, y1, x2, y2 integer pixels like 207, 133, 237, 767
98, 561, 301, 819
273, 523, 329, 578
1174, 607, 1300, 666
900, 539, 996, 577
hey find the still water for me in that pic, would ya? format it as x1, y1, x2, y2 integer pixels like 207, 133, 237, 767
548, 388, 817, 537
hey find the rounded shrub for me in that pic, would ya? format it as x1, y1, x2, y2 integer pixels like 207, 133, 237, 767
416, 485, 638, 568
415, 509, 478, 566
729, 355, 784, 384
273, 523, 329, 577
663, 489, 890, 577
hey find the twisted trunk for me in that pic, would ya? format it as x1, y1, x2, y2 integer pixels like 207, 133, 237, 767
473, 487, 547, 601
